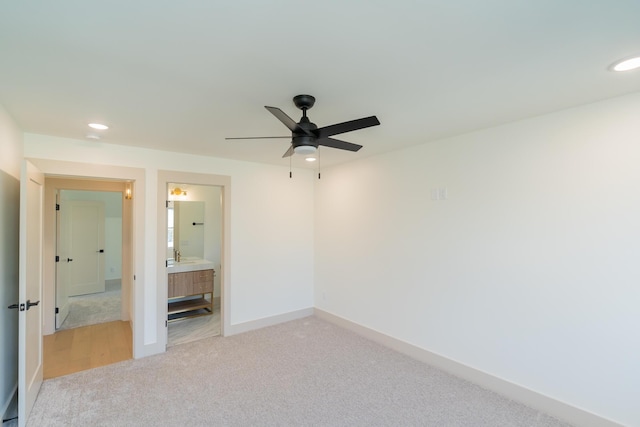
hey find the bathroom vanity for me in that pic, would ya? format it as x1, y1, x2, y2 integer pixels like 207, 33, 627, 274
167, 259, 215, 321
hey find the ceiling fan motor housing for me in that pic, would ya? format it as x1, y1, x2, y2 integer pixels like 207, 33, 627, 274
293, 94, 316, 110
293, 115, 318, 150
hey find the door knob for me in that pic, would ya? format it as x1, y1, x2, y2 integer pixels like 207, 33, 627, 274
7, 301, 38, 311
67, 258, 73, 262
26, 300, 40, 310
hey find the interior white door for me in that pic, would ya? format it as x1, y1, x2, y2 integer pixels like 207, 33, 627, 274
66, 200, 106, 296
55, 191, 70, 328
18, 160, 44, 426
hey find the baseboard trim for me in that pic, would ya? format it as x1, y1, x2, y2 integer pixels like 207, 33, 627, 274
1, 383, 17, 422
314, 309, 623, 427
226, 307, 314, 336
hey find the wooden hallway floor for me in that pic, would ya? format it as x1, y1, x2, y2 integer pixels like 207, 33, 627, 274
43, 320, 132, 379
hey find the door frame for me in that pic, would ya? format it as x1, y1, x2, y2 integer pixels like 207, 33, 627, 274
157, 170, 231, 347
29, 158, 147, 358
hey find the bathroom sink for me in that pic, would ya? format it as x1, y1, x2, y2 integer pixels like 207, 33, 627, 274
167, 258, 214, 273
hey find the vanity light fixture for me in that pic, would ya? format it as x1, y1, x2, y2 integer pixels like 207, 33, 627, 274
610, 55, 640, 72
125, 182, 133, 200
171, 187, 187, 196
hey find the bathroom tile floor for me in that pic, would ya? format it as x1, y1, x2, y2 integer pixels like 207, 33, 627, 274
167, 305, 221, 347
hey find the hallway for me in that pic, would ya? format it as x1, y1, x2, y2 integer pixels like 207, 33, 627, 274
43, 321, 132, 379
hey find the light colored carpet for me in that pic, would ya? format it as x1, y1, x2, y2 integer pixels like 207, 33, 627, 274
59, 280, 121, 330
29, 316, 572, 427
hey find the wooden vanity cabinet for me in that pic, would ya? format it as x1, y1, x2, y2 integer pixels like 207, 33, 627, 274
168, 269, 214, 321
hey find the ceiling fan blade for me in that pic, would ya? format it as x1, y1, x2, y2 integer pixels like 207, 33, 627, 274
317, 137, 363, 152
265, 106, 300, 132
315, 116, 380, 139
282, 145, 294, 158
225, 136, 291, 140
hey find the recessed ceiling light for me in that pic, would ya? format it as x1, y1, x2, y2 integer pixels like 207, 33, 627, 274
610, 55, 640, 72
305, 157, 317, 162
88, 123, 109, 130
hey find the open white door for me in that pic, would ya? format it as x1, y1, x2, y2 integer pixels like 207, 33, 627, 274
66, 200, 105, 296
18, 160, 44, 426
55, 191, 70, 328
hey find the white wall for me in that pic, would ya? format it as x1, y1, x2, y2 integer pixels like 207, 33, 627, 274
0, 104, 22, 418
24, 135, 315, 354
315, 92, 640, 426
0, 105, 22, 180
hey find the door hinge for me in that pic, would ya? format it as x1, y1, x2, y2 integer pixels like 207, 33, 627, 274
56, 203, 60, 211
55, 307, 59, 314
134, 274, 136, 280
165, 320, 168, 327
55, 255, 60, 262
166, 200, 169, 208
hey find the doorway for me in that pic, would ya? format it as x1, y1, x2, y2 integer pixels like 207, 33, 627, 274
56, 190, 121, 331
43, 178, 133, 378
157, 170, 231, 349
166, 183, 222, 346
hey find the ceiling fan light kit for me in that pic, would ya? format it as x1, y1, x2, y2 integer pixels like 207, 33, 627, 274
226, 94, 380, 173
294, 145, 317, 155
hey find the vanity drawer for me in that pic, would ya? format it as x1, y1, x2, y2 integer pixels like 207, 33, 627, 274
193, 280, 213, 294
192, 269, 214, 284
168, 269, 214, 297
192, 269, 214, 293
168, 271, 192, 297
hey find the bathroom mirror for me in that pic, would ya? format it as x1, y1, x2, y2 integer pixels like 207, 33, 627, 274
168, 201, 205, 259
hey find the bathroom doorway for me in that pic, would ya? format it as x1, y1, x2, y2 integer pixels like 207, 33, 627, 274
157, 170, 230, 349
166, 183, 222, 346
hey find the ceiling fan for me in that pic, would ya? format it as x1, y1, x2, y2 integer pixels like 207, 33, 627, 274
226, 95, 380, 158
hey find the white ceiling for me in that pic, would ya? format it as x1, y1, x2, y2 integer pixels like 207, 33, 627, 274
1, 1, 639, 169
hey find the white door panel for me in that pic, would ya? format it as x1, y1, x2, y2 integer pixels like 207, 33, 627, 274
67, 200, 105, 296
18, 160, 44, 426
55, 192, 70, 328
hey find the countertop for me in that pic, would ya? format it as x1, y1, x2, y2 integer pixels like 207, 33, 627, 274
167, 257, 215, 273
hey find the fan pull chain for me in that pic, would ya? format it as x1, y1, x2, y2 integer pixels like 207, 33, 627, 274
289, 147, 292, 178
318, 147, 321, 179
